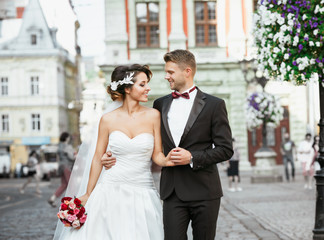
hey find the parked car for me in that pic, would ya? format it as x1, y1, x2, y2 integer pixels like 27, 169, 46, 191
39, 144, 58, 180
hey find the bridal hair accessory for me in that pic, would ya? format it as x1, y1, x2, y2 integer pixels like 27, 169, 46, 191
110, 72, 135, 91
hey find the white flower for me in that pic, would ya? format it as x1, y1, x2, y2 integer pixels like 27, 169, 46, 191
110, 72, 135, 91
320, 7, 324, 14
309, 41, 314, 46
293, 36, 299, 46
302, 14, 307, 20
310, 59, 316, 64
273, 47, 280, 53
316, 42, 321, 47
315, 5, 320, 14
277, 16, 285, 25
288, 19, 294, 26
284, 53, 289, 59
310, 73, 319, 82
314, 29, 319, 36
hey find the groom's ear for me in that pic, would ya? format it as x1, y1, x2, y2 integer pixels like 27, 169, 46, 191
184, 67, 192, 77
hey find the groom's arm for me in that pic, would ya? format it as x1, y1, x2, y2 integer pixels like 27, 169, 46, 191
101, 152, 116, 170
190, 99, 233, 170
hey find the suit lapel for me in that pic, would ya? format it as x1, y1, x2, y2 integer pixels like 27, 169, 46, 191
161, 95, 176, 146
179, 89, 206, 146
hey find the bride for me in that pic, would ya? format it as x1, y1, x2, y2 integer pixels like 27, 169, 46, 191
54, 64, 175, 239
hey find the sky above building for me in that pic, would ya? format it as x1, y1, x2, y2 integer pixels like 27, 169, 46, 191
71, 0, 105, 57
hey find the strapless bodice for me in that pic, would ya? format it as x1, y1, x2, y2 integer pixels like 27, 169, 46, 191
100, 131, 155, 188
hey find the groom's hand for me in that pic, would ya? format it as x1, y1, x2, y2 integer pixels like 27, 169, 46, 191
101, 151, 116, 170
170, 147, 192, 165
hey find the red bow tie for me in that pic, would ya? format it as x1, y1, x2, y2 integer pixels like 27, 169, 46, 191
172, 86, 196, 99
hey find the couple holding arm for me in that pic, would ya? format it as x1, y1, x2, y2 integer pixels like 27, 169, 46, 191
55, 49, 233, 240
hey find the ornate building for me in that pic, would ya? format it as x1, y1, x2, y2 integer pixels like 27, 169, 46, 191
99, 0, 318, 169
0, 0, 81, 171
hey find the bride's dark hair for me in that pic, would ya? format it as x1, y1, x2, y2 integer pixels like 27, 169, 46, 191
107, 64, 152, 101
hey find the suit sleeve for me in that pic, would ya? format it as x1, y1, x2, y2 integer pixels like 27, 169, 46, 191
190, 100, 233, 170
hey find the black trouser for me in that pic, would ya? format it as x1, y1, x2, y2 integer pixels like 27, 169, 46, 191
163, 191, 221, 240
283, 156, 295, 181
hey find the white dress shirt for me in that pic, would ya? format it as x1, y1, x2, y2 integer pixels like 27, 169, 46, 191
167, 86, 197, 147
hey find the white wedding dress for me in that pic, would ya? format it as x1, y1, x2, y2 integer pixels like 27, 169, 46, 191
58, 131, 163, 240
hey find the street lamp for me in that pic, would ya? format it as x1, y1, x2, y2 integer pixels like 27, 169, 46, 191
313, 82, 324, 239
239, 58, 268, 91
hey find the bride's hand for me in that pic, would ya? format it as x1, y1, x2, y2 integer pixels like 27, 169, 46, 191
78, 193, 90, 206
165, 151, 176, 167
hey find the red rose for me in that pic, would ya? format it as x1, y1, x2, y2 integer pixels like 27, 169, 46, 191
68, 210, 74, 215
79, 207, 85, 214
61, 197, 72, 203
60, 204, 68, 210
74, 198, 81, 206
76, 211, 83, 218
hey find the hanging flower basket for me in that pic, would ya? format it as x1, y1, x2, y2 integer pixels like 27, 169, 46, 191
254, 0, 324, 85
246, 92, 284, 130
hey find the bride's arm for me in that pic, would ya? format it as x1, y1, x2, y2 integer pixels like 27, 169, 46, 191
151, 110, 175, 167
78, 116, 110, 205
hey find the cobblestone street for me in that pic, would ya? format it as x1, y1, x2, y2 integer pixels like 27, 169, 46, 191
0, 170, 316, 240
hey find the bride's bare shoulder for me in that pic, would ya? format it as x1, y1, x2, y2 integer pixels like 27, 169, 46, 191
101, 109, 121, 123
144, 107, 160, 119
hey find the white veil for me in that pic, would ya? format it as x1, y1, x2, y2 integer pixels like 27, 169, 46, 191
53, 100, 123, 240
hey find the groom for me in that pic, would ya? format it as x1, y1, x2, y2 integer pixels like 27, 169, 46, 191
102, 49, 233, 239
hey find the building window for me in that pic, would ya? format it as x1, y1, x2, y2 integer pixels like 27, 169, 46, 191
136, 2, 159, 47
31, 34, 37, 45
266, 125, 276, 146
251, 129, 256, 146
1, 115, 9, 132
31, 76, 39, 95
1, 77, 8, 96
195, 1, 217, 46
31, 114, 41, 131
253, 0, 258, 12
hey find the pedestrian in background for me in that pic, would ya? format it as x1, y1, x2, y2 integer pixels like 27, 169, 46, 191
48, 132, 75, 207
297, 133, 314, 189
15, 161, 22, 178
19, 151, 41, 195
312, 135, 320, 172
227, 138, 242, 192
280, 132, 296, 182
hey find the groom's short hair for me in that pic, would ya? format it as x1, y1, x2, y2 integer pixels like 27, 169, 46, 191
164, 49, 196, 76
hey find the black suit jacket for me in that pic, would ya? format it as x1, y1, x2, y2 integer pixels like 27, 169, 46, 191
153, 88, 233, 201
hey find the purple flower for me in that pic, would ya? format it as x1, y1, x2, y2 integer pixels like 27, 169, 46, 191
293, 61, 297, 66
304, 37, 309, 41
313, 22, 318, 28
296, 23, 301, 29
316, 58, 321, 63
281, 13, 285, 18
304, 23, 308, 28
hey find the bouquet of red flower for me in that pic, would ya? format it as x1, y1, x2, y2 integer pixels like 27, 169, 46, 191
57, 197, 87, 229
